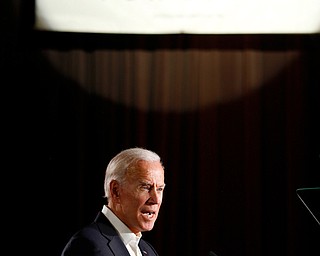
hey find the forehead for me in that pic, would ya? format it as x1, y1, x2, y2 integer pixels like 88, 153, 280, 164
127, 160, 164, 181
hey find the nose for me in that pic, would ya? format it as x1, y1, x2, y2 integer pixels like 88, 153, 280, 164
148, 188, 162, 204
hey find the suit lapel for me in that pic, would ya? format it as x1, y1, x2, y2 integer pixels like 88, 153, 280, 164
95, 212, 158, 256
108, 236, 131, 256
139, 240, 158, 256
95, 212, 131, 256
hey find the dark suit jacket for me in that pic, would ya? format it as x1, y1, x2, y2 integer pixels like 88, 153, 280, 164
61, 211, 159, 256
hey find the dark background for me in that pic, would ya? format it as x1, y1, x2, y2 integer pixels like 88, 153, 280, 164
2, 1, 319, 256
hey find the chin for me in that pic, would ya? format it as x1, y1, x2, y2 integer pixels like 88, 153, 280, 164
142, 224, 155, 231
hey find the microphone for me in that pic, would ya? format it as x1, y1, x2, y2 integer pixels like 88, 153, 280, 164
208, 251, 218, 256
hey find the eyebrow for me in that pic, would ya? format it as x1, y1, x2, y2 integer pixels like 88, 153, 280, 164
139, 181, 166, 188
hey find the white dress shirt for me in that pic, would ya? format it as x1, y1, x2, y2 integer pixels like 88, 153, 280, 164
102, 205, 143, 256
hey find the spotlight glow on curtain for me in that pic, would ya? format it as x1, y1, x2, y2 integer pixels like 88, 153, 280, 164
35, 0, 320, 34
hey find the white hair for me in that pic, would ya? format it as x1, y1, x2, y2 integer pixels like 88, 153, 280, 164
104, 147, 162, 199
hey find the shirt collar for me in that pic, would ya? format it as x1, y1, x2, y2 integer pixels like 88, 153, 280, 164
102, 205, 142, 246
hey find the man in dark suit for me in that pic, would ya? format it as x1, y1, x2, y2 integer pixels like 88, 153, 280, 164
61, 148, 166, 256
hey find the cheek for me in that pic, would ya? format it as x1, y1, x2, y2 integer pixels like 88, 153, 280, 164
121, 190, 143, 204
128, 192, 150, 207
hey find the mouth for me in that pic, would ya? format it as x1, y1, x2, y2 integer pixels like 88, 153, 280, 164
141, 211, 156, 219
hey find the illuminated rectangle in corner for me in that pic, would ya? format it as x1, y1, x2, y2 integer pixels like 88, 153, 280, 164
35, 0, 320, 34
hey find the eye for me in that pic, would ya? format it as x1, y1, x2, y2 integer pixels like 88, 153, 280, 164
157, 187, 164, 192
141, 185, 151, 191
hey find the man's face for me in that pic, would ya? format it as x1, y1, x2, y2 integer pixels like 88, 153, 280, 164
115, 160, 165, 234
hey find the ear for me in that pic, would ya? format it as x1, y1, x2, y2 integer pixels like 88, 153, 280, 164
110, 180, 121, 202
